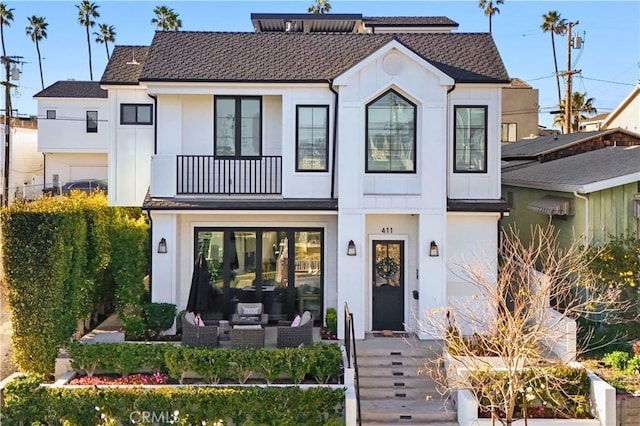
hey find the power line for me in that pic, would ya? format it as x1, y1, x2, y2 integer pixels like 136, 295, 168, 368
579, 77, 636, 87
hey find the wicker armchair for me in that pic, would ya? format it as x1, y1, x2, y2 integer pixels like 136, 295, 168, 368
230, 325, 265, 349
277, 315, 313, 348
181, 316, 219, 348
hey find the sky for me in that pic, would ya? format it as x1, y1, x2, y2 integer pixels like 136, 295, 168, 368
2, 0, 639, 129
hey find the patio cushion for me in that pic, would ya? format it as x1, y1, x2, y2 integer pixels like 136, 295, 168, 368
300, 311, 312, 327
184, 312, 196, 326
291, 315, 302, 327
243, 306, 261, 315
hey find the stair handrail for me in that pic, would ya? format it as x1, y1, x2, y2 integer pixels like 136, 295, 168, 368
344, 302, 362, 426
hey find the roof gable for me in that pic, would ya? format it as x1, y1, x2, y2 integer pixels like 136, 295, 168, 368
333, 39, 454, 86
601, 81, 640, 128
123, 31, 507, 84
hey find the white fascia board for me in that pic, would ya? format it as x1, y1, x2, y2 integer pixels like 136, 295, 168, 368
503, 172, 640, 194
578, 172, 640, 194
145, 82, 328, 96
455, 82, 511, 90
333, 39, 454, 87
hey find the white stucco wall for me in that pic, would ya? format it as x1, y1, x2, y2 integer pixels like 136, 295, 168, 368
0, 124, 43, 202
37, 98, 109, 153
43, 153, 107, 188
446, 212, 500, 335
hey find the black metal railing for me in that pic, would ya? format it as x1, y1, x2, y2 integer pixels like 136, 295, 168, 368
344, 302, 362, 426
177, 155, 282, 195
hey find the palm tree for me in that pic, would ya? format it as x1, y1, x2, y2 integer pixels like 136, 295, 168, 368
76, 0, 100, 80
553, 92, 597, 132
541, 11, 567, 111
478, 0, 504, 34
151, 5, 182, 31
308, 0, 331, 14
25, 15, 47, 90
0, 2, 14, 58
94, 23, 115, 60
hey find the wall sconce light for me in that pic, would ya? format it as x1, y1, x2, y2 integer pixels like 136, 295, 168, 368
347, 240, 357, 256
158, 237, 168, 254
429, 241, 439, 257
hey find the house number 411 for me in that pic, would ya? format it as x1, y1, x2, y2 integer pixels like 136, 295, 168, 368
381, 227, 393, 233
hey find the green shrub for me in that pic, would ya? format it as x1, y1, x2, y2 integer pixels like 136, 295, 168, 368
1, 374, 345, 426
627, 355, 640, 375
325, 307, 338, 335
1, 194, 147, 376
602, 351, 630, 371
67, 342, 168, 377
68, 342, 343, 385
109, 212, 149, 337
143, 302, 177, 333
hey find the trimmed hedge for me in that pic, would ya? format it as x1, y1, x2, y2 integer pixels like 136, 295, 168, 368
67, 342, 343, 385
1, 194, 148, 375
1, 374, 345, 426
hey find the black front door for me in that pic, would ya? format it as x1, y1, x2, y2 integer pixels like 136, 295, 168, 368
372, 240, 404, 331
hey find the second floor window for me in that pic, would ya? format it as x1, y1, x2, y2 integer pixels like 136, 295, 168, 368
120, 104, 153, 125
501, 122, 517, 142
366, 90, 416, 173
296, 105, 328, 171
454, 106, 487, 173
86, 111, 98, 133
215, 96, 261, 157
46, 110, 56, 119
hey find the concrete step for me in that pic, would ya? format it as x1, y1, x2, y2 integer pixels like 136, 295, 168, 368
356, 345, 441, 359
358, 387, 444, 400
357, 355, 425, 368
359, 397, 457, 424
358, 364, 428, 377
358, 376, 439, 390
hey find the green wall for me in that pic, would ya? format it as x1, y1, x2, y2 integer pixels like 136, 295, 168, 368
501, 182, 639, 249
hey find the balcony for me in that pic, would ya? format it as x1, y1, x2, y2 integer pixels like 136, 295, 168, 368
176, 155, 282, 195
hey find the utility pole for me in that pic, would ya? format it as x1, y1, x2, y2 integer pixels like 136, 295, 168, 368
1, 56, 21, 208
562, 21, 581, 134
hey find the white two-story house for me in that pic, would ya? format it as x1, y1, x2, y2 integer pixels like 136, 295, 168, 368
34, 81, 109, 190
100, 14, 510, 339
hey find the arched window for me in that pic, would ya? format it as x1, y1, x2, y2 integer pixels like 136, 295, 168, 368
366, 90, 416, 173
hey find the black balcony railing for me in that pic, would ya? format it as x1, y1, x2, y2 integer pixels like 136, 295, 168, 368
177, 155, 282, 195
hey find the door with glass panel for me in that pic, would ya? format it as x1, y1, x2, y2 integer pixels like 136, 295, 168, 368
372, 240, 404, 331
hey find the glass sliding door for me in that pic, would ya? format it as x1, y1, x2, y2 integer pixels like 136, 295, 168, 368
294, 231, 322, 320
194, 227, 323, 324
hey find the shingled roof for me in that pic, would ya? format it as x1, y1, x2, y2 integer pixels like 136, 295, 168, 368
502, 145, 640, 193
101, 46, 149, 85
501, 129, 640, 160
34, 81, 107, 98
105, 31, 507, 85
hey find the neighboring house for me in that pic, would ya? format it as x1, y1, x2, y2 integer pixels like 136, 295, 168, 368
501, 129, 640, 249
33, 81, 109, 192
600, 81, 640, 133
501, 78, 539, 142
99, 13, 510, 339
0, 116, 43, 203
579, 81, 640, 133
580, 113, 608, 132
